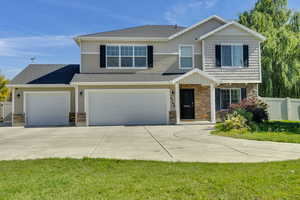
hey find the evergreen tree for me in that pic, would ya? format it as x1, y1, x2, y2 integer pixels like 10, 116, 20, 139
239, 0, 300, 98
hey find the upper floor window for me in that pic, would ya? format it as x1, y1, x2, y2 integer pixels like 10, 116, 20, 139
179, 45, 194, 69
216, 44, 249, 68
106, 45, 147, 68
221, 45, 243, 67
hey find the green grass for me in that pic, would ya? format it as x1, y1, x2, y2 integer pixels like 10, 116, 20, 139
212, 121, 300, 143
1, 158, 300, 200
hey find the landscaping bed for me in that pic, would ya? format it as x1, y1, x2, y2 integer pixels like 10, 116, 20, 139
214, 97, 300, 143
213, 121, 300, 143
1, 158, 300, 200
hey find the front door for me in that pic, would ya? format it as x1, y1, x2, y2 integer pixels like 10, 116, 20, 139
180, 89, 195, 120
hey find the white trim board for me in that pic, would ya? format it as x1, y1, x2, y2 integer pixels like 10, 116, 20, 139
7, 84, 73, 88
198, 21, 266, 41
71, 81, 172, 86
169, 15, 227, 40
172, 68, 219, 84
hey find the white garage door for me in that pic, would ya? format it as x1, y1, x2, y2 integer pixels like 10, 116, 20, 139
87, 89, 170, 126
25, 92, 70, 126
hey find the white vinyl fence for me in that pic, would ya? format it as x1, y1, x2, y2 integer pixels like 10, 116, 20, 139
0, 102, 12, 123
262, 97, 300, 121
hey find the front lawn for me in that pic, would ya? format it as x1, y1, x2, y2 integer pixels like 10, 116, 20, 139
212, 121, 300, 143
1, 158, 300, 200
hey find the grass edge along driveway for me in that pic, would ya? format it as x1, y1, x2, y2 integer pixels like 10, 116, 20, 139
212, 121, 300, 144
1, 158, 300, 200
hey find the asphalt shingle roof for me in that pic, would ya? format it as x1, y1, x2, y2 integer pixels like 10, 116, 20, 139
77, 25, 186, 38
71, 73, 181, 83
10, 64, 80, 85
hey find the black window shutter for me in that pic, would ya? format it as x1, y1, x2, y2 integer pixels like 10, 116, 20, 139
215, 88, 221, 111
147, 46, 153, 68
243, 45, 249, 67
215, 45, 221, 67
100, 45, 106, 68
241, 88, 247, 99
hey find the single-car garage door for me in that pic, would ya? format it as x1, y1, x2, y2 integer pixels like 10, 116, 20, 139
25, 92, 70, 126
86, 89, 170, 126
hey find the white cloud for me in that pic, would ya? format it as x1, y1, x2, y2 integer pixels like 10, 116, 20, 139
37, 0, 155, 25
0, 66, 23, 79
164, 0, 218, 25
0, 35, 75, 57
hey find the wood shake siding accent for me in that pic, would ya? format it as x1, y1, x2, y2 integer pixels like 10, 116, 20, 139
203, 35, 261, 82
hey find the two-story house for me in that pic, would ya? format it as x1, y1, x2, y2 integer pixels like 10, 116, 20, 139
8, 15, 266, 126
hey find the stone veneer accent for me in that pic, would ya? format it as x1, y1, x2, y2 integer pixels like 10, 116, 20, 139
69, 112, 76, 125
76, 112, 86, 126
169, 111, 176, 124
180, 84, 211, 121
13, 113, 25, 126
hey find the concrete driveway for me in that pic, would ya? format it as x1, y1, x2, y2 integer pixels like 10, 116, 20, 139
1, 125, 300, 163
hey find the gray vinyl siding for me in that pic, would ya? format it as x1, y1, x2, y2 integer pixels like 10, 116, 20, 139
203, 35, 261, 82
81, 54, 202, 73
80, 18, 223, 73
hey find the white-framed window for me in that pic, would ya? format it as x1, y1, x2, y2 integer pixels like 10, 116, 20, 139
179, 45, 194, 69
221, 44, 244, 67
106, 45, 147, 68
107, 46, 120, 67
220, 88, 241, 109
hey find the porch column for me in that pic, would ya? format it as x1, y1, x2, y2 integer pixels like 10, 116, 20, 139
210, 83, 216, 123
175, 83, 180, 124
75, 85, 78, 124
11, 88, 15, 125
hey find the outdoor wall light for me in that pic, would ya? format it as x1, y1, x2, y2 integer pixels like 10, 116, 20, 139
17, 94, 21, 98
80, 91, 83, 96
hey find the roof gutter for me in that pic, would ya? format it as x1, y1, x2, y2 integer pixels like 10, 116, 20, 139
70, 81, 173, 86
73, 36, 168, 43
7, 84, 74, 88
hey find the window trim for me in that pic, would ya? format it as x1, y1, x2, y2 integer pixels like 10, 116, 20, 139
106, 44, 148, 69
220, 88, 242, 110
179, 44, 194, 69
220, 43, 244, 68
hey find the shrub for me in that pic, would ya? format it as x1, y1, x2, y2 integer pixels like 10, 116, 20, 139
233, 108, 253, 123
221, 111, 249, 131
230, 97, 269, 123
216, 110, 229, 122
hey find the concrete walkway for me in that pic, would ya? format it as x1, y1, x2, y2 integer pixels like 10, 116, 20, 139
1, 125, 300, 163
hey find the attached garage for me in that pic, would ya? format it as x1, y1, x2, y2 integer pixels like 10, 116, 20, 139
85, 89, 170, 126
24, 92, 70, 126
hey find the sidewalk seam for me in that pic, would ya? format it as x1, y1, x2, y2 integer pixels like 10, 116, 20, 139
143, 126, 174, 160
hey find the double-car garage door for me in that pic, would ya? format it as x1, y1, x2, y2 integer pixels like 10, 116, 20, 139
86, 89, 170, 126
24, 89, 170, 126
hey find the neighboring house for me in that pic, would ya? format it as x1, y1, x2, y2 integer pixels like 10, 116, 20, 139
8, 15, 266, 126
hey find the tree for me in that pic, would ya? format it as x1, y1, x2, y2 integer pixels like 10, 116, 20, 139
239, 0, 300, 98
0, 75, 9, 101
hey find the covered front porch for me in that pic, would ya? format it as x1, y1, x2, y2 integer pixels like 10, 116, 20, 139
172, 69, 218, 124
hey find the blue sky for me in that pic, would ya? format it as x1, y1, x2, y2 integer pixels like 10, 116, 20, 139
0, 0, 299, 79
